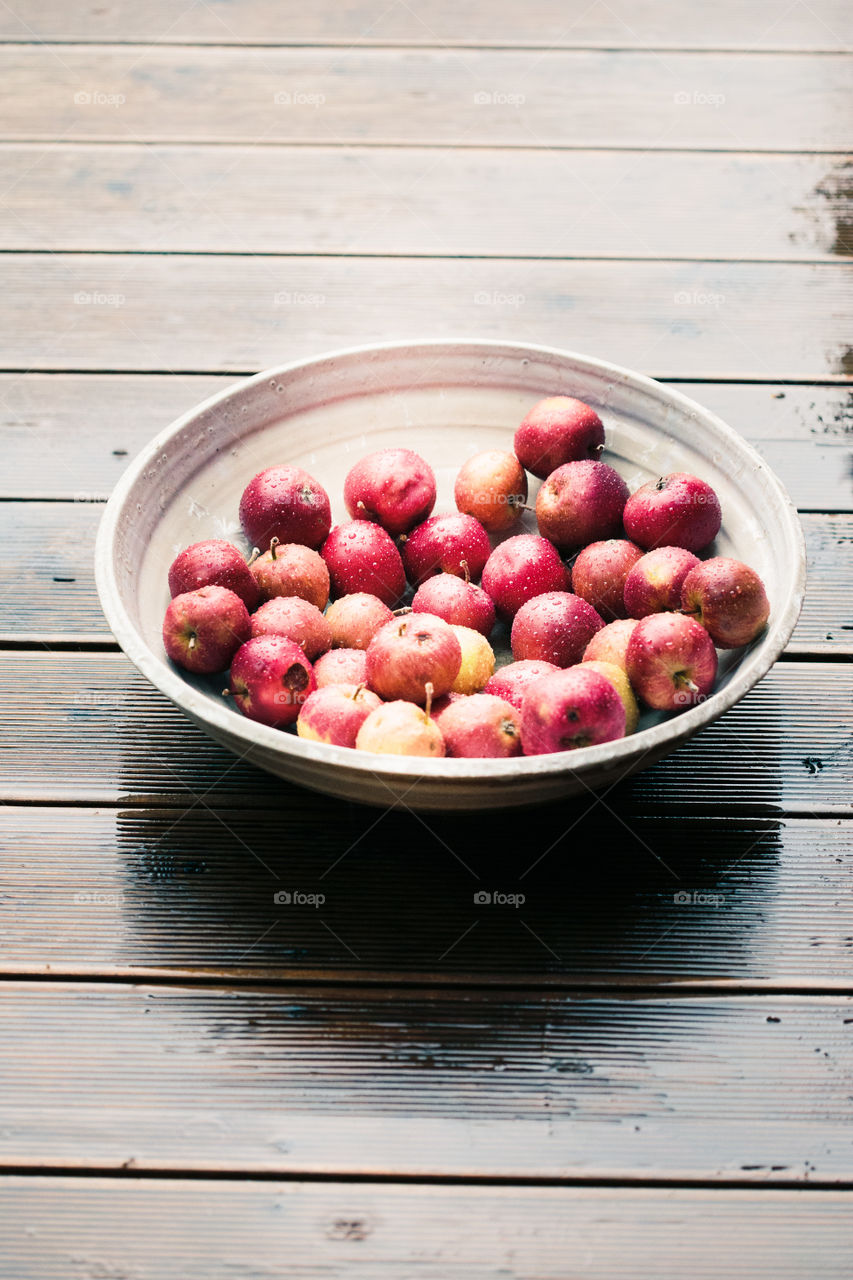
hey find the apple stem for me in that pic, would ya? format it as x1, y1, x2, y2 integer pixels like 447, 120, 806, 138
188, 635, 196, 651
269, 536, 280, 561
460, 558, 470, 585
393, 606, 412, 616
247, 547, 261, 567
423, 681, 434, 720
222, 688, 230, 698
352, 682, 366, 700
676, 675, 699, 694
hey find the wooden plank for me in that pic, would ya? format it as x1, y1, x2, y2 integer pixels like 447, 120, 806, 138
0, 982, 850, 1180
0, 808, 851, 989
0, 145, 848, 260
1, 48, 850, 149
0, 653, 848, 812
0, 255, 850, 379
2, 1178, 852, 1280
1, 376, 849, 507
1, 0, 850, 51
2, 503, 849, 654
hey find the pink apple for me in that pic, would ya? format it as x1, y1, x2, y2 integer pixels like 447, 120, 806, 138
321, 521, 406, 607
168, 539, 260, 610
325, 592, 394, 650
623, 472, 722, 552
454, 449, 528, 533
228, 635, 315, 727
483, 659, 559, 711
343, 448, 436, 535
412, 573, 496, 637
432, 692, 522, 758
249, 596, 332, 660
571, 539, 644, 620
521, 666, 626, 754
355, 699, 445, 757
582, 659, 640, 735
623, 546, 700, 618
250, 539, 330, 609
514, 396, 605, 478
296, 683, 382, 748
681, 557, 770, 648
239, 465, 331, 552
162, 586, 251, 674
365, 613, 462, 704
313, 647, 368, 688
481, 534, 569, 621
449, 624, 495, 694
581, 618, 639, 671
511, 591, 605, 668
535, 459, 629, 549
401, 512, 491, 587
626, 613, 718, 711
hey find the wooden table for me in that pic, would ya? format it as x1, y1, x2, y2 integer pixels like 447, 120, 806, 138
1, 3, 851, 1274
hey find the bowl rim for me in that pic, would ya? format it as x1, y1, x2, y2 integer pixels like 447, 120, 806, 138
95, 338, 807, 785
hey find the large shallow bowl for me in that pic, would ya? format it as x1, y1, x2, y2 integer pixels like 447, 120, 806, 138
96, 340, 805, 811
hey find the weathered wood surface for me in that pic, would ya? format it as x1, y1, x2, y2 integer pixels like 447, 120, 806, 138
1, 145, 849, 260
2, 376, 849, 507
2, 1178, 852, 1280
1, 982, 850, 1181
0, 654, 849, 812
0, 809, 850, 989
1, 255, 850, 378
2, 0, 850, 50
2, 48, 850, 150
2, 503, 849, 653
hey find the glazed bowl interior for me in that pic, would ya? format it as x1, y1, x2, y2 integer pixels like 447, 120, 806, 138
96, 340, 805, 810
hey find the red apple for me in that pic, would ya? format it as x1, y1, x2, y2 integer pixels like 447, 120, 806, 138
535, 459, 629, 549
481, 534, 569, 621
296, 682, 382, 748
365, 613, 462, 704
511, 591, 604, 668
626, 613, 718, 711
401, 512, 491, 586
313, 647, 368, 688
355, 698, 445, 757
521, 666, 626, 754
483, 659, 559, 711
325, 592, 394, 650
250, 539, 330, 609
432, 692, 522, 758
581, 618, 639, 671
514, 396, 605, 478
228, 635, 315, 726
623, 472, 722, 552
681, 557, 770, 648
623, 546, 700, 618
454, 449, 528, 533
582, 659, 640, 734
168, 539, 260, 610
343, 448, 436, 536
321, 521, 406, 607
412, 573, 496, 637
571, 539, 644, 620
249, 596, 332, 660
239, 465, 331, 552
163, 585, 251, 674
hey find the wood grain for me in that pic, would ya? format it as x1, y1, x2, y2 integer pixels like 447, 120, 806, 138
0, 982, 850, 1181
0, 653, 848, 812
2, 1178, 852, 1280
1, 0, 850, 50
0, 808, 851, 989
1, 48, 850, 149
1, 254, 850, 378
0, 145, 849, 260
1, 376, 849, 506
2, 503, 849, 654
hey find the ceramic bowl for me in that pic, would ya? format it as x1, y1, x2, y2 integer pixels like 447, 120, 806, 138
95, 340, 805, 810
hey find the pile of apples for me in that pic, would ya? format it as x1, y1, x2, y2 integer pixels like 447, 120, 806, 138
162, 395, 771, 759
